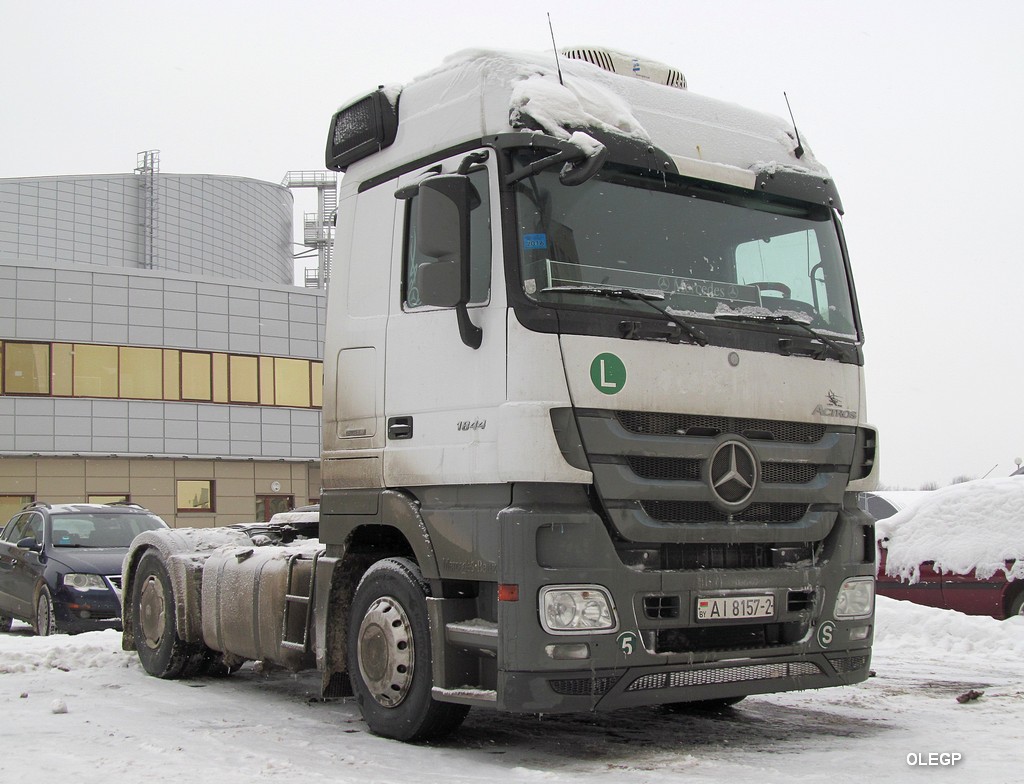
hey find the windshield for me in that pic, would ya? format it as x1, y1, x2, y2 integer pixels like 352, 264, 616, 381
514, 152, 858, 339
49, 512, 165, 548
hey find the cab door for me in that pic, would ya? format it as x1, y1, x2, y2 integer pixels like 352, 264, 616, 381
383, 149, 507, 488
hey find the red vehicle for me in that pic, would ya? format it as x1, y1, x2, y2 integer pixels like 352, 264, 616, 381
864, 487, 1024, 620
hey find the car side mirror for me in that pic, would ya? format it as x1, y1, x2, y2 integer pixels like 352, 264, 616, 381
17, 536, 41, 552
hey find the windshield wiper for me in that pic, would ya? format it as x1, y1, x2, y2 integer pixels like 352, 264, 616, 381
713, 312, 851, 360
542, 284, 708, 346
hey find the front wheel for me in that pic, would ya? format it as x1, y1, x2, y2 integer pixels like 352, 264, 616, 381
35, 586, 57, 636
131, 550, 200, 678
348, 557, 469, 741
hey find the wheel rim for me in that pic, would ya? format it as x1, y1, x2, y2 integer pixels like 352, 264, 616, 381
37, 593, 53, 636
138, 574, 168, 649
356, 595, 415, 708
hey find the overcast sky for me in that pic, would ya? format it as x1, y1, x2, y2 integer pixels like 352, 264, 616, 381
3, 0, 1022, 489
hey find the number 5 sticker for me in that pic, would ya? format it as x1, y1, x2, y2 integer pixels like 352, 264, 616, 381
617, 631, 639, 656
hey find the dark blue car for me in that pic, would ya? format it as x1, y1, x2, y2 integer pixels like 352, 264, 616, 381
0, 503, 168, 635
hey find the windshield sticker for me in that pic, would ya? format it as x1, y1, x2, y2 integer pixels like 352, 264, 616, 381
523, 233, 548, 250
591, 353, 626, 395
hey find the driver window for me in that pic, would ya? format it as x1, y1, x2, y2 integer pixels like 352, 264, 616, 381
404, 166, 491, 309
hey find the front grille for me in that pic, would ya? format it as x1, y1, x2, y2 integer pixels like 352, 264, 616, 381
616, 411, 826, 444
642, 501, 807, 524
627, 457, 818, 484
627, 660, 822, 691
830, 655, 869, 673
549, 676, 619, 696
655, 622, 804, 654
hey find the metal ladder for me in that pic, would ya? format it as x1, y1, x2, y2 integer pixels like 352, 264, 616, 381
280, 550, 321, 652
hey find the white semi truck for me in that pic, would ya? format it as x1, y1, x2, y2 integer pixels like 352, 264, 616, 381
123, 48, 879, 741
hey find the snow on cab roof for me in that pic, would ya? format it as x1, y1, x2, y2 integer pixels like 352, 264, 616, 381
879, 476, 1024, 584
343, 47, 827, 185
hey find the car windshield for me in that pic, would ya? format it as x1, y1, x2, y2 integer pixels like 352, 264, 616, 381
514, 153, 858, 338
49, 512, 165, 548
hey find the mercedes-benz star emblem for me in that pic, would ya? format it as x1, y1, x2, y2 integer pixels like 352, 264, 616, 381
708, 440, 758, 509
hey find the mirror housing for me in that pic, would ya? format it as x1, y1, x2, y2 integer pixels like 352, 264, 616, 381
17, 536, 41, 552
416, 174, 476, 307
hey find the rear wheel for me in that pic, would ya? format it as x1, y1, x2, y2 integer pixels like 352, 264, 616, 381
35, 586, 57, 636
132, 550, 200, 678
0, 613, 13, 633
348, 557, 469, 741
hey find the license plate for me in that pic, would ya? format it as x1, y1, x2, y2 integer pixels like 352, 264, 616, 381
697, 594, 775, 621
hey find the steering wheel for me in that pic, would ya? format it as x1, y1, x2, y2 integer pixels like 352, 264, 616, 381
752, 281, 792, 298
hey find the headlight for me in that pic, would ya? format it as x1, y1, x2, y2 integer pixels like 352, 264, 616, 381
834, 577, 874, 619
540, 585, 617, 634
63, 573, 108, 592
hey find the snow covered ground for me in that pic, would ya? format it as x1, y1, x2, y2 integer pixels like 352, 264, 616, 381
2, 597, 1021, 783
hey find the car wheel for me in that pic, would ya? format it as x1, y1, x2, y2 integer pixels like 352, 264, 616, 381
1008, 590, 1024, 619
0, 614, 12, 633
35, 586, 57, 636
348, 557, 469, 741
132, 550, 202, 678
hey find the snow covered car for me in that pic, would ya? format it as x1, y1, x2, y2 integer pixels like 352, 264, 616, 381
0, 502, 168, 634
873, 480, 1024, 620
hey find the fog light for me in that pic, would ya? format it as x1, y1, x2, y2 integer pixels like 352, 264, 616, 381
849, 625, 871, 641
834, 577, 874, 619
545, 643, 591, 660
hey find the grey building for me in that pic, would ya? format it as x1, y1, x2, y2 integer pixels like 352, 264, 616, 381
0, 162, 326, 527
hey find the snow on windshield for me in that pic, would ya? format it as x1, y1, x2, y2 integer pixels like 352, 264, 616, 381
878, 476, 1024, 583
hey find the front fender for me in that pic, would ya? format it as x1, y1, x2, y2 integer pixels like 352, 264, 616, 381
121, 527, 252, 650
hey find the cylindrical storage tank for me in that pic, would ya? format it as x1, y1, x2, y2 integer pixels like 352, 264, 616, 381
200, 545, 320, 670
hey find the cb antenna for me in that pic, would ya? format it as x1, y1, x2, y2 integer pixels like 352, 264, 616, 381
548, 12, 564, 86
783, 91, 804, 159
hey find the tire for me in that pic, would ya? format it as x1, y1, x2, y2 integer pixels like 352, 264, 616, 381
35, 586, 58, 636
131, 550, 201, 678
0, 614, 12, 633
664, 696, 746, 713
1007, 590, 1024, 619
348, 557, 469, 741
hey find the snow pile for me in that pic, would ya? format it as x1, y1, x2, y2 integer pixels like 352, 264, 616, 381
878, 476, 1024, 583
874, 596, 1024, 661
508, 67, 651, 144
0, 628, 130, 674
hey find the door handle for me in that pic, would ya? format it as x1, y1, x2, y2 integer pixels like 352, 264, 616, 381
387, 416, 414, 440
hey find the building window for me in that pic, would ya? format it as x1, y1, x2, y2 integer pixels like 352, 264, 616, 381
3, 342, 50, 394
177, 480, 214, 512
1, 340, 321, 409
120, 347, 163, 399
275, 358, 311, 408
88, 494, 130, 505
229, 355, 259, 403
73, 344, 118, 397
256, 495, 295, 522
0, 495, 34, 527
181, 352, 212, 401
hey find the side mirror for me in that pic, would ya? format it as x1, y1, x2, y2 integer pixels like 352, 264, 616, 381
416, 174, 477, 307
415, 174, 483, 349
17, 537, 41, 552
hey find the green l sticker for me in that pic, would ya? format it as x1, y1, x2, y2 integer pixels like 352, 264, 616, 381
591, 353, 626, 395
